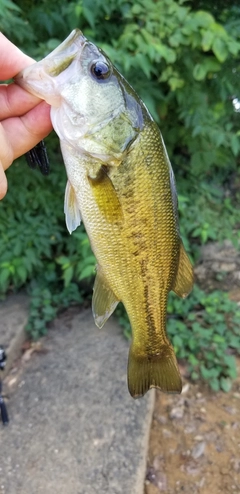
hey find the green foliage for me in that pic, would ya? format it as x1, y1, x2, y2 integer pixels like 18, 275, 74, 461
2, 0, 239, 182
84, 0, 240, 176
0, 156, 94, 294
167, 286, 240, 392
0, 1, 239, 388
0, 139, 95, 338
2, 0, 239, 176
0, 0, 35, 44
26, 282, 83, 340
177, 180, 240, 255
117, 286, 240, 392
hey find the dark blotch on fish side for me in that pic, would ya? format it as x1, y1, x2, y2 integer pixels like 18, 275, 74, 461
25, 140, 50, 175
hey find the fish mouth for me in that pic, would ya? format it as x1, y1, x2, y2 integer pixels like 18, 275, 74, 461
15, 29, 87, 104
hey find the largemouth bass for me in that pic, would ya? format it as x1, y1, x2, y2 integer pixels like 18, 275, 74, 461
16, 29, 194, 398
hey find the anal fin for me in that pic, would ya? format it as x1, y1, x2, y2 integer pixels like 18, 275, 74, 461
172, 241, 194, 298
92, 267, 119, 329
128, 343, 182, 399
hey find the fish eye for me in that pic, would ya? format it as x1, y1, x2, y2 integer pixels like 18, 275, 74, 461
91, 61, 111, 80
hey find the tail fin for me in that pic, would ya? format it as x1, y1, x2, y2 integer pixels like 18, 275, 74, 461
128, 343, 182, 399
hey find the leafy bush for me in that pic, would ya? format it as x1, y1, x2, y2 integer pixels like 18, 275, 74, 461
168, 286, 240, 392
0, 145, 94, 294
0, 140, 95, 338
177, 181, 240, 256
2, 0, 240, 177
26, 283, 84, 340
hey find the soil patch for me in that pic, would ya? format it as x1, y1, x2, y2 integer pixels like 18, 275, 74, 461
145, 361, 240, 494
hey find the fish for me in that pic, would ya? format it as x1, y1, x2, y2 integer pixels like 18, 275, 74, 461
15, 29, 194, 398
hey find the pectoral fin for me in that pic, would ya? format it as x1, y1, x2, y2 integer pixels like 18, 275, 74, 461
88, 166, 123, 223
64, 180, 81, 234
172, 242, 194, 298
92, 267, 119, 328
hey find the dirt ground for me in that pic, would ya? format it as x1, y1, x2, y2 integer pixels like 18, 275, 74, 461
145, 360, 240, 494
145, 241, 240, 494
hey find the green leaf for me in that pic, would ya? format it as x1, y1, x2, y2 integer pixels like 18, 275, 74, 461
193, 58, 221, 81
210, 378, 220, 392
131, 3, 143, 15
82, 5, 95, 28
0, 268, 10, 287
201, 30, 214, 51
224, 354, 237, 370
56, 256, 70, 266
168, 76, 185, 90
173, 334, 183, 348
16, 265, 28, 283
228, 336, 240, 349
230, 134, 240, 156
0, 0, 22, 13
189, 354, 199, 366
220, 377, 232, 392
134, 53, 152, 78
227, 39, 240, 56
155, 44, 176, 63
213, 335, 225, 344
195, 11, 215, 27
191, 371, 199, 381
212, 38, 228, 62
63, 265, 74, 287
79, 265, 95, 280
193, 63, 206, 81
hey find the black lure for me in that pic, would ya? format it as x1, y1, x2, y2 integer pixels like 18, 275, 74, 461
0, 347, 9, 425
25, 140, 50, 175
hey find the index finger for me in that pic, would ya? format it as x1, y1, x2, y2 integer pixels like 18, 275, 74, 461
0, 33, 34, 81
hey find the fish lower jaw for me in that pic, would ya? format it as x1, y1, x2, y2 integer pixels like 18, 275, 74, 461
15, 66, 61, 105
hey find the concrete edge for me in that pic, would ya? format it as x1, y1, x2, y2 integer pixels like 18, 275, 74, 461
2, 316, 28, 380
135, 389, 156, 494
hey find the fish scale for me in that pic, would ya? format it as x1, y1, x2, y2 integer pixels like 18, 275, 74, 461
15, 29, 194, 398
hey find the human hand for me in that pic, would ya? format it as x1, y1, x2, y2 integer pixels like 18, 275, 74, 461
0, 33, 53, 200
